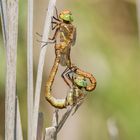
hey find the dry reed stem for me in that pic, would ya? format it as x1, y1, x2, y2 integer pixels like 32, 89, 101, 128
33, 0, 57, 139
27, 0, 34, 139
15, 97, 23, 140
0, 0, 8, 45
5, 0, 19, 140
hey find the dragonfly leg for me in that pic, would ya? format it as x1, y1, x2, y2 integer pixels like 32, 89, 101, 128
61, 67, 72, 88
51, 17, 59, 30
36, 32, 42, 37
61, 66, 77, 88
49, 27, 59, 41
65, 68, 75, 85
52, 22, 59, 31
36, 39, 56, 48
53, 16, 60, 22
36, 31, 57, 47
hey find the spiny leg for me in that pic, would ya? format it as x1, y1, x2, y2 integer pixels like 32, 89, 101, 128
36, 32, 42, 37
50, 6, 60, 31
36, 32, 56, 47
51, 16, 59, 31
36, 27, 59, 48
52, 23, 59, 31
49, 27, 59, 41
61, 67, 72, 88
36, 39, 56, 48
53, 16, 60, 22
65, 69, 75, 85
61, 66, 76, 88
39, 21, 59, 48
36, 24, 59, 45
38, 24, 59, 48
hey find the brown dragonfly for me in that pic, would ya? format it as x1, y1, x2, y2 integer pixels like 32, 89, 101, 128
45, 49, 96, 109
44, 8, 96, 109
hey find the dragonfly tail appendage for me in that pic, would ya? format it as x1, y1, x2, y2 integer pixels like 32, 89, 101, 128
75, 68, 97, 91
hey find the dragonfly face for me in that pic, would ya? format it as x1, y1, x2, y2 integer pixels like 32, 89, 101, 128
59, 10, 74, 22
73, 75, 87, 88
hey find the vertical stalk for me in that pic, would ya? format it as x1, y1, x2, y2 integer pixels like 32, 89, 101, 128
0, 0, 8, 46
37, 112, 44, 140
136, 0, 140, 44
33, 0, 56, 139
5, 0, 19, 140
15, 97, 23, 140
27, 0, 34, 139
44, 127, 56, 140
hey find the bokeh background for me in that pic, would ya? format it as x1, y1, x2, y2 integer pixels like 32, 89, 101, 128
0, 0, 140, 140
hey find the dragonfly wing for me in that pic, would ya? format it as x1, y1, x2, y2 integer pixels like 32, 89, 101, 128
72, 27, 76, 46
60, 47, 71, 66
72, 99, 84, 115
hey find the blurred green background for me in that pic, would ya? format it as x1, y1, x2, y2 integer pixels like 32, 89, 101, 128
0, 0, 140, 140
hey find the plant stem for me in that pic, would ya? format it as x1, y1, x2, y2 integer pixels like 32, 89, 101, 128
5, 0, 19, 140
33, 0, 57, 140
27, 0, 34, 139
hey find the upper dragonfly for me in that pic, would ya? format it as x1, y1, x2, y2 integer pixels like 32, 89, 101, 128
49, 7, 76, 67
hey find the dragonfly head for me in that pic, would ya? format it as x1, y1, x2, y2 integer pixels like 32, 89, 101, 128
74, 75, 87, 88
59, 10, 74, 22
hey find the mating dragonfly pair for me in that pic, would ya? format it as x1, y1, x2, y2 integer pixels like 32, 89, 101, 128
42, 7, 96, 113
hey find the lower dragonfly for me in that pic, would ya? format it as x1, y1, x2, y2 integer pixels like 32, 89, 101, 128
45, 49, 96, 110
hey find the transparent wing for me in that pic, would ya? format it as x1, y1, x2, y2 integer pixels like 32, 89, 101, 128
72, 99, 84, 115
72, 27, 77, 46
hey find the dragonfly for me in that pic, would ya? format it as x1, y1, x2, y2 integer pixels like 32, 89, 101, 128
37, 8, 77, 85
45, 49, 96, 109
45, 49, 91, 109
36, 7, 76, 66
45, 8, 97, 109
38, 8, 76, 85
